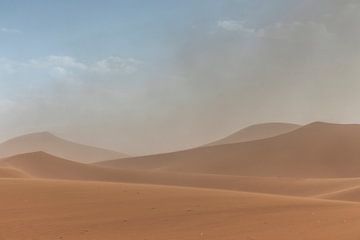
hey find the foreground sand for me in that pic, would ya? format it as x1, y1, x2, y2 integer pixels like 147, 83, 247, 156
1, 179, 360, 240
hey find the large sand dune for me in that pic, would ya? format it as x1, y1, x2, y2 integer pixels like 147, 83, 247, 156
207, 122, 301, 146
0, 132, 127, 163
3, 151, 360, 201
1, 179, 360, 240
98, 122, 360, 178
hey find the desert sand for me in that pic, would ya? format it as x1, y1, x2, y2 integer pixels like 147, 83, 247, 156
3, 122, 360, 239
2, 179, 360, 240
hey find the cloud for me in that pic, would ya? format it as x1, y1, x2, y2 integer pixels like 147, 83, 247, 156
217, 20, 263, 36
29, 56, 87, 70
216, 19, 332, 41
262, 22, 332, 40
0, 27, 21, 34
94, 57, 142, 74
0, 55, 142, 79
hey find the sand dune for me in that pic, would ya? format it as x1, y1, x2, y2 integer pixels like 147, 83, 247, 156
98, 122, 360, 178
1, 179, 360, 240
4, 152, 360, 201
207, 122, 301, 146
0, 167, 29, 178
0, 132, 127, 163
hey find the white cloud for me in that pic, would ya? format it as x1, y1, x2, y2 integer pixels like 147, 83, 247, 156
262, 22, 332, 40
0, 27, 21, 34
217, 20, 264, 36
29, 56, 87, 70
94, 57, 142, 74
28, 56, 87, 78
216, 19, 332, 41
0, 55, 142, 79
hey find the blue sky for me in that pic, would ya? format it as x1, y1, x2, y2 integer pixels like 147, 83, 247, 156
1, 0, 360, 154
0, 0, 287, 60
0, 0, 222, 60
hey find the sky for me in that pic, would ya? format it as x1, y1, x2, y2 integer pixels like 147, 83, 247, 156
1, 0, 360, 155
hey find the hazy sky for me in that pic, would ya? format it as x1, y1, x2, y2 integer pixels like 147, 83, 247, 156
1, 0, 360, 155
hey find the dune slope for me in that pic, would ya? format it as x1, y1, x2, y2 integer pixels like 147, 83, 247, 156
0, 151, 136, 181
98, 122, 360, 178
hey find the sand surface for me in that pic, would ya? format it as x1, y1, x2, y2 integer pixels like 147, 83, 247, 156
2, 179, 360, 240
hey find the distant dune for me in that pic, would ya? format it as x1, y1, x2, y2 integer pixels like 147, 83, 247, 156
2, 179, 360, 240
98, 122, 360, 178
0, 151, 131, 181
207, 122, 301, 146
0, 132, 127, 163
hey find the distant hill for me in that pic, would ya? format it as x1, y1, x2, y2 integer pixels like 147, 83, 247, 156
0, 132, 127, 163
98, 122, 360, 178
207, 122, 301, 146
